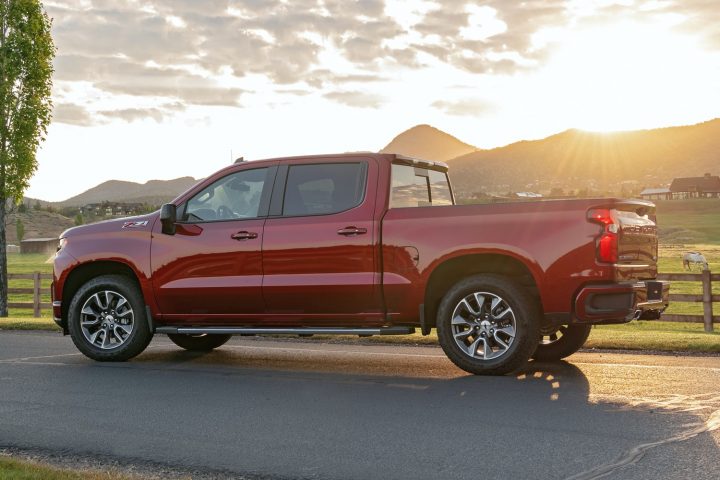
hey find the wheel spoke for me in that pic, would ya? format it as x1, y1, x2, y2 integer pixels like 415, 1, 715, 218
497, 324, 515, 337
493, 333, 510, 350
454, 329, 474, 340
452, 314, 472, 327
492, 307, 512, 321
115, 324, 132, 335
465, 336, 486, 357
460, 299, 479, 316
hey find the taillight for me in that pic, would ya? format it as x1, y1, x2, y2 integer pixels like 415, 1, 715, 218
587, 208, 618, 263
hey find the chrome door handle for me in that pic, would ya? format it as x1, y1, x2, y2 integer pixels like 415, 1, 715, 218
337, 226, 367, 236
231, 231, 258, 240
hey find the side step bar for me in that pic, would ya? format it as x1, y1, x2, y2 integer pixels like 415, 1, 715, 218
155, 326, 415, 336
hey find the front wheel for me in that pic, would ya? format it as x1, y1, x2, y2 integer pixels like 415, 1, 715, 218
167, 333, 232, 351
532, 324, 592, 361
436, 274, 540, 375
68, 275, 153, 362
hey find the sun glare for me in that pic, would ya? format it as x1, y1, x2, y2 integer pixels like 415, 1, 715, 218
537, 20, 718, 132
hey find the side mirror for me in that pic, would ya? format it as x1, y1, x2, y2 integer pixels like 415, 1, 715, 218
160, 204, 177, 235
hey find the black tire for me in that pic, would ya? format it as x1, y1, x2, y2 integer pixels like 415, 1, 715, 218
167, 333, 232, 351
68, 275, 153, 362
436, 274, 540, 375
532, 324, 592, 361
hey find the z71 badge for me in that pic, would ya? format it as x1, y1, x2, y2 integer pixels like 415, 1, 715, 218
122, 221, 148, 229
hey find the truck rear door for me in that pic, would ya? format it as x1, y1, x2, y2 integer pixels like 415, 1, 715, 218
261, 157, 385, 323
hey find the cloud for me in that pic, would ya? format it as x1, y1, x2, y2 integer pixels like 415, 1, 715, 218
53, 103, 94, 126
324, 90, 384, 108
45, 0, 720, 123
432, 99, 495, 117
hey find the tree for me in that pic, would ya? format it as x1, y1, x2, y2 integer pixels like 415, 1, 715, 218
0, 0, 55, 317
74, 213, 83, 226
14, 217, 22, 242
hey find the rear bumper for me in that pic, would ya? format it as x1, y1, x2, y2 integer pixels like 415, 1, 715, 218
574, 280, 669, 323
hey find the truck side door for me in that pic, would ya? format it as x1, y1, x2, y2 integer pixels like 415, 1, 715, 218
150, 164, 276, 321
261, 157, 384, 323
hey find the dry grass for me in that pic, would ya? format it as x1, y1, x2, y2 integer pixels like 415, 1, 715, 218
0, 457, 136, 480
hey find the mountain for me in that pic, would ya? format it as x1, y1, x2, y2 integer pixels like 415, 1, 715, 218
384, 119, 720, 195
380, 124, 478, 162
57, 177, 199, 207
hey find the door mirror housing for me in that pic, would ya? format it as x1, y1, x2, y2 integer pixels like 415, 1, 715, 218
160, 203, 177, 235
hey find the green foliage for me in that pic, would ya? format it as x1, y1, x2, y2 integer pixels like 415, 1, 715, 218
17, 200, 26, 212
74, 213, 83, 225
33, 199, 40, 210
14, 216, 23, 241
0, 0, 55, 317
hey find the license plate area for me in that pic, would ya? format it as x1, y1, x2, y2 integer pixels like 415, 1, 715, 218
646, 281, 663, 301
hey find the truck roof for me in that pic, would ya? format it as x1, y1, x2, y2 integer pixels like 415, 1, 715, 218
234, 152, 449, 172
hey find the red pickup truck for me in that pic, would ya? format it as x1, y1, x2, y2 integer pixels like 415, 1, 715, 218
52, 153, 669, 375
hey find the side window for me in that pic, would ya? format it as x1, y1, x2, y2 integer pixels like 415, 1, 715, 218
184, 168, 267, 222
390, 164, 453, 208
283, 163, 367, 216
429, 170, 453, 206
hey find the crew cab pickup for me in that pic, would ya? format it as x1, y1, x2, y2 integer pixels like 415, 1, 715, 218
52, 153, 669, 374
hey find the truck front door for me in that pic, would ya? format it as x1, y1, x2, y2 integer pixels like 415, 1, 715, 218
150, 165, 275, 322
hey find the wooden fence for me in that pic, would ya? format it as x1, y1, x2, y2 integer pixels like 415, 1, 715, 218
658, 271, 718, 332
4, 271, 719, 330
7, 273, 53, 317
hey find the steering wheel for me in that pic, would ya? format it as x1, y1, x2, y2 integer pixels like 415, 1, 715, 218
216, 205, 237, 219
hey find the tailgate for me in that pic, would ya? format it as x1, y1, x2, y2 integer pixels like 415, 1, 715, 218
613, 201, 658, 281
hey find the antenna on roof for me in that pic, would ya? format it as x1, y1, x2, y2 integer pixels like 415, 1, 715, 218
234, 156, 245, 164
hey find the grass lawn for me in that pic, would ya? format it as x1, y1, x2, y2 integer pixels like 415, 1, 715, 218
6, 253, 53, 318
0, 457, 134, 480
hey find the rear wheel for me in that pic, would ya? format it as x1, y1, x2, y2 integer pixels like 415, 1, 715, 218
532, 324, 592, 361
167, 333, 232, 351
68, 275, 152, 361
436, 274, 540, 375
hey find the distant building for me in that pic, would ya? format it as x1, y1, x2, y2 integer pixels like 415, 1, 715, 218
20, 238, 58, 254
669, 173, 720, 199
639, 187, 671, 200
79, 202, 146, 217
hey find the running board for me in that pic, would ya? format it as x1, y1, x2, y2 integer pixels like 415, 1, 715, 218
155, 326, 415, 336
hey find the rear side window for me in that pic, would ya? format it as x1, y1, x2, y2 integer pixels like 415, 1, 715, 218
390, 164, 453, 208
283, 162, 367, 216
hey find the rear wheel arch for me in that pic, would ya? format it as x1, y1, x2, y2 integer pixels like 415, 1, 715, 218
423, 253, 542, 330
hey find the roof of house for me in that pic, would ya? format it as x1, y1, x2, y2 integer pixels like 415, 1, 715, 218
670, 174, 720, 192
640, 188, 671, 195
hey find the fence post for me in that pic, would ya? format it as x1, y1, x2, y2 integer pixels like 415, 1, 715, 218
701, 268, 713, 332
33, 272, 41, 318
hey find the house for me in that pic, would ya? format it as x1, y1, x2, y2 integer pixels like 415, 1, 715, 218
20, 238, 58, 254
669, 173, 720, 199
639, 187, 672, 200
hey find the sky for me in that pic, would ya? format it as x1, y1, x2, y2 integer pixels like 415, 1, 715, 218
28, 0, 720, 201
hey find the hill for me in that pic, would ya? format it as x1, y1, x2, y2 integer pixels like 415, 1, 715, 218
446, 119, 720, 194
6, 210, 75, 243
56, 177, 198, 207
380, 124, 477, 162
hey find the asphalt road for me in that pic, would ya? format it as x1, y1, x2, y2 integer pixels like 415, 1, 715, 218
1, 331, 719, 480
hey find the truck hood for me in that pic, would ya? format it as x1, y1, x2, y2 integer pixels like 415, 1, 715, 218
60, 212, 159, 239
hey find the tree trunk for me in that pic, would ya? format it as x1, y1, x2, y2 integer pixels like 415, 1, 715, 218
0, 195, 8, 317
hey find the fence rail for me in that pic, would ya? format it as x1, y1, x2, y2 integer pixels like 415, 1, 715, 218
657, 271, 715, 332
5, 271, 718, 330
7, 273, 53, 317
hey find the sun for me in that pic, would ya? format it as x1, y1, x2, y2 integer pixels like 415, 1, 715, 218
536, 20, 718, 132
